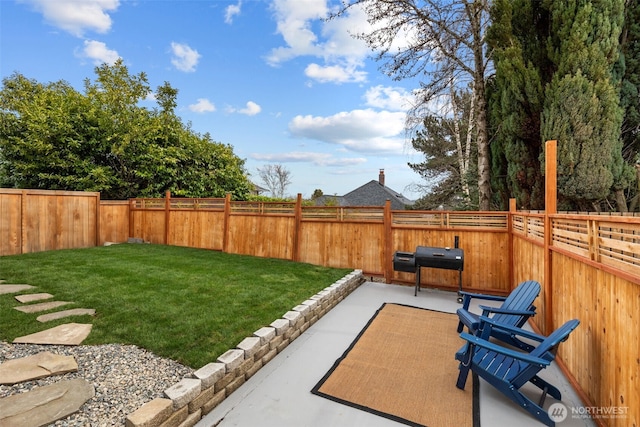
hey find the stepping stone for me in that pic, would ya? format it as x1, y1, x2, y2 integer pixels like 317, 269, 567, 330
13, 323, 93, 346
0, 378, 94, 427
0, 284, 35, 295
15, 293, 53, 303
13, 301, 71, 313
0, 351, 78, 385
37, 308, 96, 323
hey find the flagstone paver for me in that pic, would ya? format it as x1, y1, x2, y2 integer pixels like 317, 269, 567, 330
37, 308, 96, 322
0, 351, 78, 385
0, 284, 35, 295
13, 323, 93, 345
0, 378, 95, 427
13, 301, 71, 313
15, 293, 54, 303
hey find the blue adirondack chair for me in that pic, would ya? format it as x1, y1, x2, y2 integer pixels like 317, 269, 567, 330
456, 280, 540, 351
455, 317, 580, 427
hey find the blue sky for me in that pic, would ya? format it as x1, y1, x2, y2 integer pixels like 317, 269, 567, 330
1, 0, 425, 200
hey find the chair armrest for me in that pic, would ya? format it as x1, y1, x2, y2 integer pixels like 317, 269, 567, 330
459, 291, 507, 310
477, 315, 545, 342
479, 305, 536, 316
459, 291, 507, 302
459, 332, 551, 367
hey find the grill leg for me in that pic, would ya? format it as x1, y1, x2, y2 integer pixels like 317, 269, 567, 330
457, 270, 463, 303
414, 267, 421, 296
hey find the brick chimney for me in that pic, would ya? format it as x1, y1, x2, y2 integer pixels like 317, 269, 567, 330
378, 169, 385, 186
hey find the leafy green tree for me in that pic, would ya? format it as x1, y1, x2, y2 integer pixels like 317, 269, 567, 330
0, 73, 113, 191
541, 0, 634, 211
0, 60, 251, 200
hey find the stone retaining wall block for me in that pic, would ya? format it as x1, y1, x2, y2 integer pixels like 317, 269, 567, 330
187, 386, 216, 413
192, 363, 225, 389
253, 326, 276, 345
201, 389, 226, 415
164, 378, 201, 410
125, 398, 173, 427
217, 349, 244, 373
269, 318, 290, 335
179, 409, 201, 427
236, 336, 261, 359
158, 405, 187, 427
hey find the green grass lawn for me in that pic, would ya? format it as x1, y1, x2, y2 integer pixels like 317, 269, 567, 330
0, 244, 351, 368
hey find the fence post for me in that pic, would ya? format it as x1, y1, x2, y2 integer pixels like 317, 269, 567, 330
223, 193, 231, 253
508, 198, 516, 290
20, 190, 27, 254
164, 190, 171, 245
384, 199, 392, 283
128, 198, 134, 240
544, 140, 557, 335
293, 193, 302, 262
95, 192, 101, 246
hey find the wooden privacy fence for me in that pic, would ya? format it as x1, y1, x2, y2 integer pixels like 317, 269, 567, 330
125, 192, 512, 295
0, 188, 100, 256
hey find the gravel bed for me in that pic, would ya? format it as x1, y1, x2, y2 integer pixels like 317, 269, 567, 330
0, 341, 193, 426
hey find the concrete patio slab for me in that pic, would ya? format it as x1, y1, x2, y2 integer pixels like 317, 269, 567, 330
13, 301, 71, 313
0, 284, 35, 295
0, 378, 94, 426
197, 282, 595, 427
0, 351, 78, 385
36, 308, 96, 323
13, 323, 92, 345
15, 293, 54, 303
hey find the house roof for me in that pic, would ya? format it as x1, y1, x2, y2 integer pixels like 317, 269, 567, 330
313, 170, 414, 209
343, 180, 414, 209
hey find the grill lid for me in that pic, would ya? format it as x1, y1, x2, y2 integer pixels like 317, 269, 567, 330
415, 246, 464, 271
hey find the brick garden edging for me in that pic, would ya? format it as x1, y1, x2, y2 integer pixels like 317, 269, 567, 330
125, 270, 365, 427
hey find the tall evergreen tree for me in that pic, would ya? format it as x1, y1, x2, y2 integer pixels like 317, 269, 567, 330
488, 0, 550, 209
409, 90, 478, 210
541, 0, 633, 211
619, 0, 640, 209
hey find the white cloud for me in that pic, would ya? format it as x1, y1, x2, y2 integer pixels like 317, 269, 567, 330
170, 42, 201, 72
76, 40, 120, 65
364, 86, 414, 111
289, 109, 409, 153
227, 101, 262, 116
225, 1, 242, 24
305, 63, 366, 84
239, 101, 261, 116
22, 0, 119, 37
250, 151, 367, 167
266, 1, 419, 85
266, 0, 327, 65
265, 0, 373, 84
189, 98, 216, 113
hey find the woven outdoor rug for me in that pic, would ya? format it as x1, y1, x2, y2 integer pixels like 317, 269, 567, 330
311, 303, 479, 427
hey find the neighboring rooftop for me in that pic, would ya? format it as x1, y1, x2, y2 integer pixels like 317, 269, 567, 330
314, 170, 414, 210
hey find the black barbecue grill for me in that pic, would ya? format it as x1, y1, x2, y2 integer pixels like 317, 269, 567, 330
393, 237, 464, 301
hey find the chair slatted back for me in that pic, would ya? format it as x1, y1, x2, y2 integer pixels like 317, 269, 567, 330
475, 319, 580, 387
492, 280, 541, 327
